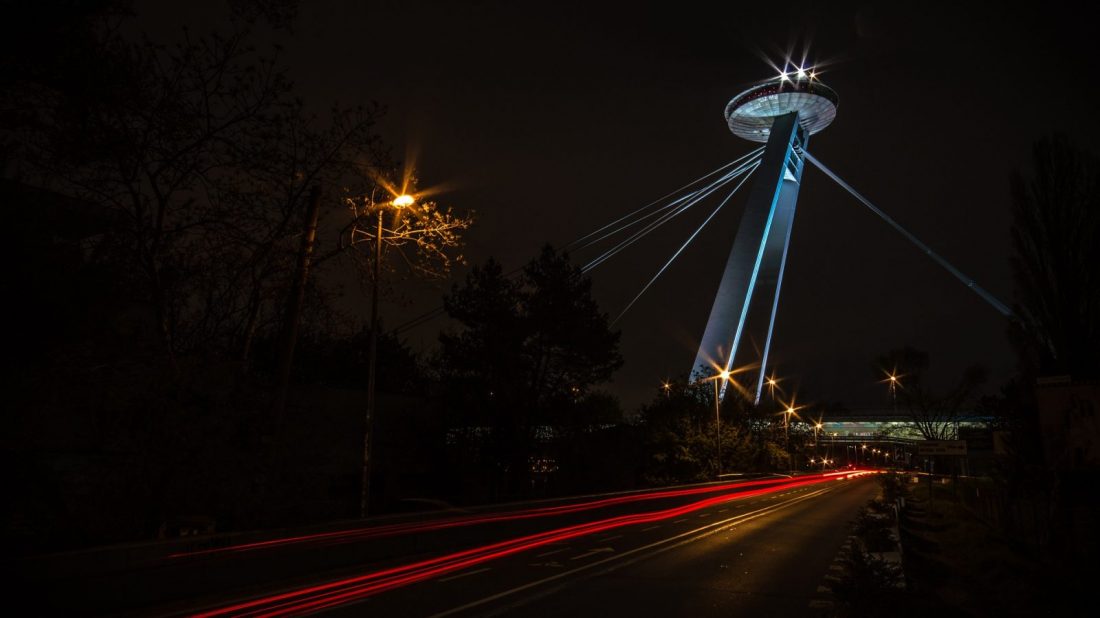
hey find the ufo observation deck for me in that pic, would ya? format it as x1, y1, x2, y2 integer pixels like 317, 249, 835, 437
725, 77, 838, 142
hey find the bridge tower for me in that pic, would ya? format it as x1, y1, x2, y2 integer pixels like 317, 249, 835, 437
692, 72, 838, 401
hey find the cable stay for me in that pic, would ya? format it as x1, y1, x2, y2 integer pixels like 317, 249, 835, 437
580, 167, 741, 273
575, 152, 763, 253
390, 148, 766, 335
802, 150, 1013, 317
612, 160, 761, 324
582, 153, 762, 273
565, 146, 764, 251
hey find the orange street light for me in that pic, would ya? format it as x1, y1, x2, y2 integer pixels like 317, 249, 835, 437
711, 370, 732, 479
361, 192, 417, 517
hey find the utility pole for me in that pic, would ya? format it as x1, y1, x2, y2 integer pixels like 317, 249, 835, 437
274, 185, 323, 423
361, 204, 385, 518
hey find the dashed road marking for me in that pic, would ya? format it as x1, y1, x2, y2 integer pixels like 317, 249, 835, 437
570, 547, 615, 561
430, 486, 837, 618
438, 567, 491, 582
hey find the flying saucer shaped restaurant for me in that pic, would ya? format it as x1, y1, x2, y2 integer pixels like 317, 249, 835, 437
725, 78, 838, 142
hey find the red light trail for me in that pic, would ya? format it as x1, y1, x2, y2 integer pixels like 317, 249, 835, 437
173, 475, 830, 559
192, 471, 873, 617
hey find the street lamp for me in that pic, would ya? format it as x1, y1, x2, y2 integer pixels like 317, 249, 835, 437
765, 373, 781, 401
781, 399, 802, 475
344, 184, 471, 518
711, 370, 731, 479
360, 192, 415, 519
880, 369, 903, 414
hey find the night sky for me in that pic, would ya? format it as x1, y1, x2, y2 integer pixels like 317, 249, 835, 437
137, 1, 1099, 411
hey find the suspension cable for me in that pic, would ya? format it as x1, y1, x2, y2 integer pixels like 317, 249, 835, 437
566, 147, 764, 251
803, 150, 1013, 317
612, 160, 761, 324
582, 153, 762, 273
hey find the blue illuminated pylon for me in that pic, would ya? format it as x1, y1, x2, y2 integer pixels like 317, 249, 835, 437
689, 70, 1009, 401
691, 111, 807, 402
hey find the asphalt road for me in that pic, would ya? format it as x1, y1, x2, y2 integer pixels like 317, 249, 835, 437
15, 473, 877, 616
325, 476, 877, 617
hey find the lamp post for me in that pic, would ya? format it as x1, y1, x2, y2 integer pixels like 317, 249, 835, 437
712, 370, 731, 479
765, 374, 780, 401
360, 192, 415, 518
882, 369, 902, 415
782, 402, 800, 475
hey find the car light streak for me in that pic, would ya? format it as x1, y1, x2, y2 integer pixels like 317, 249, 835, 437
172, 475, 827, 559
193, 471, 872, 617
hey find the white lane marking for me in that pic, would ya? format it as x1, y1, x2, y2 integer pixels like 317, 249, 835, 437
570, 547, 615, 560
640, 525, 660, 532
535, 548, 566, 558
718, 509, 728, 513
673, 518, 687, 523
817, 585, 831, 593
437, 567, 492, 582
429, 486, 835, 618
698, 513, 710, 518
598, 534, 622, 542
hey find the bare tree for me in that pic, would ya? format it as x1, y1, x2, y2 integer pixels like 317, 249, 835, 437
6, 21, 388, 373
1009, 135, 1100, 379
875, 347, 987, 440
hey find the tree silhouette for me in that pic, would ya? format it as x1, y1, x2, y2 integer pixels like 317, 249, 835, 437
438, 247, 622, 497
1009, 135, 1100, 379
874, 346, 986, 440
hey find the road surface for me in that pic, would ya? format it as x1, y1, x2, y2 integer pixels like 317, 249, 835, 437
16, 472, 877, 616
327, 475, 876, 617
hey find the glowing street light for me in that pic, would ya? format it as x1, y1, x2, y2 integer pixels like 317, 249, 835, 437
711, 369, 732, 479
880, 368, 903, 413
346, 188, 471, 518
764, 372, 783, 401
360, 192, 415, 517
780, 398, 803, 474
